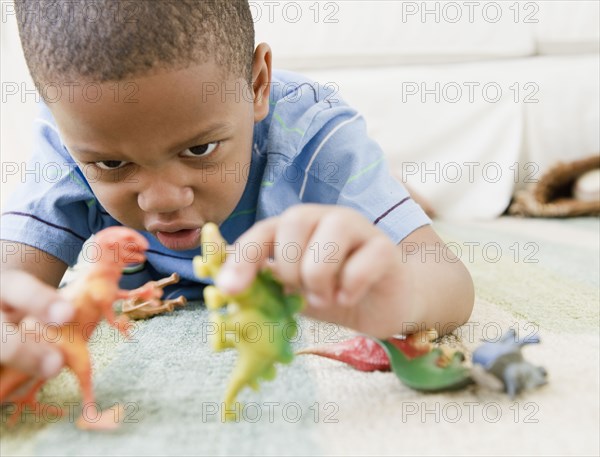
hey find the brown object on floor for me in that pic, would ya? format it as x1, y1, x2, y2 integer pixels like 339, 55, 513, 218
509, 155, 600, 217
120, 273, 187, 320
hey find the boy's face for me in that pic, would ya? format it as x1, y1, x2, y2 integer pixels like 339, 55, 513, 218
49, 51, 270, 251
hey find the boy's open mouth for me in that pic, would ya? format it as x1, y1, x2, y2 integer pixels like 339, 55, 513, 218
155, 228, 201, 251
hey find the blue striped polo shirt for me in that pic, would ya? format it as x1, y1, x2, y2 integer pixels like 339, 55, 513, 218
1, 69, 430, 300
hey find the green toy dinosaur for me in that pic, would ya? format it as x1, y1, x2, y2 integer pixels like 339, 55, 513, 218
377, 341, 473, 391
193, 223, 304, 421
194, 224, 473, 421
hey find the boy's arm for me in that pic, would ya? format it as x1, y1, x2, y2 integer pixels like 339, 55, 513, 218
1, 241, 72, 378
214, 205, 474, 339
1, 240, 68, 288
396, 225, 474, 334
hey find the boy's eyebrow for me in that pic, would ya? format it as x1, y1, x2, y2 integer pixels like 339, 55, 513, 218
70, 122, 234, 158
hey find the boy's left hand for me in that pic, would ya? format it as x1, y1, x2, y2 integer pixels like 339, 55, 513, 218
214, 204, 421, 338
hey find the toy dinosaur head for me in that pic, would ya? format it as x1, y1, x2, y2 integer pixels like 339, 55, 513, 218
193, 223, 227, 279
93, 227, 149, 267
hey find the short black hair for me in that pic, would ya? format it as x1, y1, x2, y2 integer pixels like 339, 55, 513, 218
15, 0, 255, 85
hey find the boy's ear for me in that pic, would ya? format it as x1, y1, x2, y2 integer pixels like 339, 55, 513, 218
251, 43, 272, 123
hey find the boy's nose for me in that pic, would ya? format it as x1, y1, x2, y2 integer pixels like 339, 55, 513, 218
137, 181, 194, 214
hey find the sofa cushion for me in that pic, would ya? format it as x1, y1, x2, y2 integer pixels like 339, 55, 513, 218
254, 0, 536, 69
304, 55, 599, 219
535, 0, 600, 54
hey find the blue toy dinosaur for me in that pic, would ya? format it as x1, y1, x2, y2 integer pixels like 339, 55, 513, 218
472, 329, 547, 398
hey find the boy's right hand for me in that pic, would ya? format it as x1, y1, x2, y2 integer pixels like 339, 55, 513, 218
0, 270, 74, 378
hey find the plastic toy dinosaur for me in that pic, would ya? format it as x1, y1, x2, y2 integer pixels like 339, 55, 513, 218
298, 329, 472, 391
296, 330, 439, 371
193, 223, 304, 421
472, 329, 547, 398
377, 339, 473, 391
0, 226, 162, 429
119, 273, 187, 320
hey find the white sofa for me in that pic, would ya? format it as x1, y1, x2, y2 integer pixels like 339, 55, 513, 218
255, 0, 600, 219
2, 0, 599, 219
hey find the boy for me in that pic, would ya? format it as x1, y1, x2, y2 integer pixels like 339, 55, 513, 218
0, 1, 474, 381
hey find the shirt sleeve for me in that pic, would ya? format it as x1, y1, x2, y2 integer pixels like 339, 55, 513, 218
297, 103, 431, 243
1, 104, 101, 266
261, 75, 431, 244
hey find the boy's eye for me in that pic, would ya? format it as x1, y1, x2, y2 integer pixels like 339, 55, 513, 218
95, 160, 130, 170
182, 142, 219, 158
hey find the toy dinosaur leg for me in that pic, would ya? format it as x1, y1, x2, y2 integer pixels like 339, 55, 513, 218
204, 286, 228, 310
75, 403, 125, 430
121, 281, 163, 301
222, 358, 274, 421
152, 273, 180, 289
222, 372, 247, 422
502, 366, 520, 399
69, 339, 125, 430
62, 337, 121, 430
210, 313, 239, 351
113, 314, 134, 334
106, 307, 133, 338
163, 296, 187, 312
5, 379, 48, 427
62, 337, 95, 407
0, 369, 30, 403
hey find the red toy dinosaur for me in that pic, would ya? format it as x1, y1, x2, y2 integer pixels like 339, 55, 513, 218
0, 226, 162, 429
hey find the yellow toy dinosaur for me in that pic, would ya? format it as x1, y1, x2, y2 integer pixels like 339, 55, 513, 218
193, 223, 304, 421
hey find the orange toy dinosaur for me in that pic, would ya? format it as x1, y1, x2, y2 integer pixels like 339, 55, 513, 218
0, 226, 162, 430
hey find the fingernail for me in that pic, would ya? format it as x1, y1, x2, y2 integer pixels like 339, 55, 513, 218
307, 293, 325, 308
48, 300, 74, 325
215, 267, 238, 292
41, 350, 64, 378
